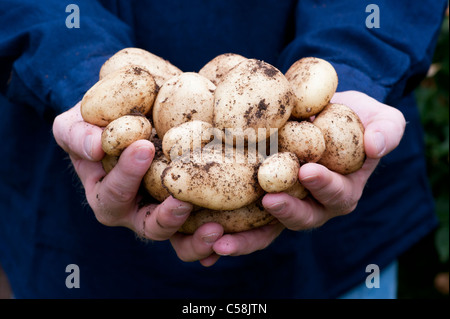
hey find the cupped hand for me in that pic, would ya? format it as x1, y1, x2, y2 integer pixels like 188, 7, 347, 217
52, 102, 224, 266
211, 90, 406, 257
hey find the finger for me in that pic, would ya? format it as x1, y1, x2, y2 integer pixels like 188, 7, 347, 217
212, 223, 284, 256
263, 192, 327, 230
170, 222, 224, 263
139, 196, 193, 241
298, 163, 360, 214
363, 109, 406, 158
88, 140, 155, 225
52, 102, 104, 161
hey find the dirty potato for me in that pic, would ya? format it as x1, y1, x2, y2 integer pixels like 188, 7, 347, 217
152, 72, 216, 139
278, 121, 326, 164
199, 53, 247, 86
285, 57, 338, 119
313, 103, 365, 175
257, 152, 300, 193
161, 148, 264, 211
178, 201, 275, 234
81, 65, 157, 126
99, 47, 182, 88
214, 59, 294, 144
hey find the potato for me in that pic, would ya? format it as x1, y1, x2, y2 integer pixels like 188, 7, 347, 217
178, 201, 275, 234
285, 57, 338, 119
214, 59, 294, 144
99, 47, 182, 88
101, 154, 119, 174
152, 72, 216, 139
278, 121, 326, 164
161, 148, 264, 211
199, 53, 247, 86
142, 154, 171, 203
313, 103, 365, 174
162, 120, 222, 160
101, 115, 152, 156
257, 152, 300, 193
283, 180, 309, 200
81, 65, 157, 126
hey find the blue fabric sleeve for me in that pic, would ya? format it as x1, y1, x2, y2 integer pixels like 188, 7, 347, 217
0, 0, 134, 115
278, 0, 448, 103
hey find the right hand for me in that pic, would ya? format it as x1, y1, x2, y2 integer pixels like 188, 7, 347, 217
52, 102, 225, 266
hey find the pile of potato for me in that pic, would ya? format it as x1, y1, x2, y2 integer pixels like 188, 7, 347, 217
80, 48, 365, 234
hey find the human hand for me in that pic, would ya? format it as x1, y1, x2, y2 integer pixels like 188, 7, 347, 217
211, 90, 406, 257
52, 102, 225, 266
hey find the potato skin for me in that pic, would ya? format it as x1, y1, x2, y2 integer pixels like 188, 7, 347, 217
278, 121, 326, 164
81, 65, 157, 126
152, 72, 216, 139
101, 154, 119, 174
258, 152, 300, 193
283, 181, 309, 200
214, 59, 294, 144
162, 120, 221, 160
199, 53, 247, 86
285, 57, 338, 119
101, 115, 152, 156
178, 201, 275, 234
162, 148, 264, 211
99, 47, 182, 87
313, 103, 365, 175
142, 154, 171, 203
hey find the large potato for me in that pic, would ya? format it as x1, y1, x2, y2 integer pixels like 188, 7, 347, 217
313, 103, 365, 174
101, 115, 152, 156
285, 57, 338, 119
178, 201, 275, 234
99, 47, 182, 88
162, 120, 222, 161
161, 148, 264, 211
278, 121, 326, 164
214, 59, 294, 144
152, 72, 216, 139
81, 65, 157, 126
199, 53, 247, 86
257, 152, 300, 193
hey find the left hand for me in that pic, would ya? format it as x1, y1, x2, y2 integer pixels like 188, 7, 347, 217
210, 90, 406, 259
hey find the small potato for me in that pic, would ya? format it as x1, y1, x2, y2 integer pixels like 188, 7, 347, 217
199, 53, 247, 86
278, 121, 326, 164
285, 57, 338, 119
162, 148, 264, 211
178, 201, 275, 234
313, 103, 365, 175
283, 181, 309, 200
258, 152, 300, 193
101, 115, 152, 156
162, 120, 222, 161
214, 59, 294, 144
81, 65, 157, 126
99, 47, 182, 88
152, 72, 216, 139
142, 154, 171, 203
101, 154, 119, 174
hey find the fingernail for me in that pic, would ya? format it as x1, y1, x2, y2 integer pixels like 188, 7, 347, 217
83, 134, 93, 159
202, 232, 220, 244
172, 205, 191, 217
135, 146, 151, 162
266, 201, 286, 213
373, 132, 386, 157
301, 174, 318, 187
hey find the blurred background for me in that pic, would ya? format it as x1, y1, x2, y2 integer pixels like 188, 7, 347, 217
0, 7, 448, 301
397, 9, 449, 298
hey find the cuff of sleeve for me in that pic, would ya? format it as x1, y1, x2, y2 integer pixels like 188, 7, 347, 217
331, 62, 390, 103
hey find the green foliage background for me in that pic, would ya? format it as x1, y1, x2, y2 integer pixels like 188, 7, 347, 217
416, 15, 449, 265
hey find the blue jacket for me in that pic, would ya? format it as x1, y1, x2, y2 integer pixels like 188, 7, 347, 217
0, 0, 446, 298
